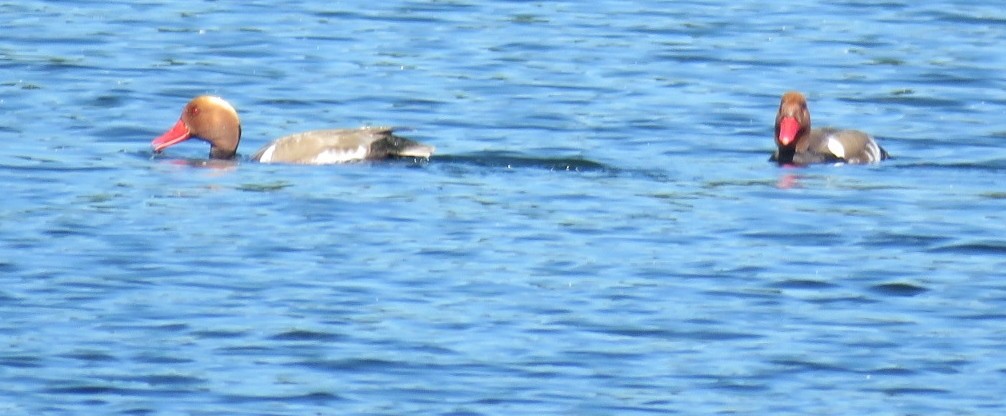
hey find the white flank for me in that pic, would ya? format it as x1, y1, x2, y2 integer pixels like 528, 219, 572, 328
312, 145, 369, 164
826, 137, 846, 160
865, 139, 880, 162
258, 144, 277, 163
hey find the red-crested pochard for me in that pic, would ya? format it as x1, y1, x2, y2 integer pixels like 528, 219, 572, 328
151, 96, 434, 164
771, 91, 888, 166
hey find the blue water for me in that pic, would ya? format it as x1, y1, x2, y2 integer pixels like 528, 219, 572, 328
2, 1, 1005, 414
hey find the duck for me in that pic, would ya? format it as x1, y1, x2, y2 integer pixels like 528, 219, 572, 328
771, 91, 888, 166
151, 96, 434, 164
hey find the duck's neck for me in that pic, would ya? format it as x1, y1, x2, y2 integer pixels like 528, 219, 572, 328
209, 146, 237, 160
208, 127, 240, 160
774, 146, 796, 165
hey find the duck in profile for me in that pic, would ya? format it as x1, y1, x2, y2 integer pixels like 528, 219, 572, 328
771, 91, 888, 166
151, 96, 434, 164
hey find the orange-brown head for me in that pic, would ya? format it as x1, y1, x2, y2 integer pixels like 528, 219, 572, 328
774, 91, 811, 148
152, 96, 242, 159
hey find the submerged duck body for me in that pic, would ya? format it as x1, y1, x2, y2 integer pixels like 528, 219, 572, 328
251, 127, 430, 164
151, 96, 434, 164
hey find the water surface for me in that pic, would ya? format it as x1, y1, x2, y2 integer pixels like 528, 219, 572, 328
1, 1, 1005, 414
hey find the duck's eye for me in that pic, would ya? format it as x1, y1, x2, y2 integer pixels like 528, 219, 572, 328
188, 106, 200, 117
